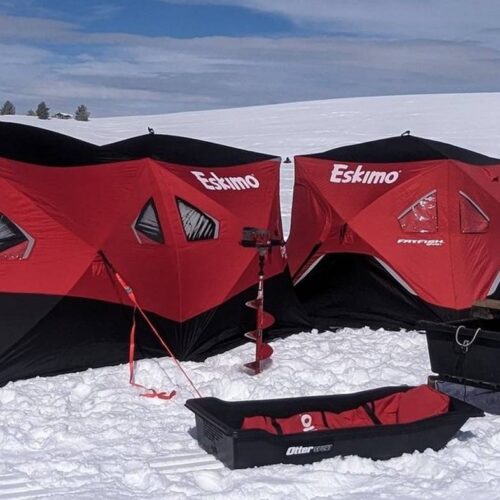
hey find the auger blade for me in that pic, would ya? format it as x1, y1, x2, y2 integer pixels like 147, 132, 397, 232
243, 305, 275, 374
243, 342, 273, 375
243, 360, 261, 373
261, 311, 275, 329
245, 298, 260, 309
259, 342, 273, 360
244, 331, 258, 341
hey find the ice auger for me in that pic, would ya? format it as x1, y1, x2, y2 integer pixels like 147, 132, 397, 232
241, 227, 280, 374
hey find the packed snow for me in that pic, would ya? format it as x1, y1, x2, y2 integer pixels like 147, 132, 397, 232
1, 93, 500, 499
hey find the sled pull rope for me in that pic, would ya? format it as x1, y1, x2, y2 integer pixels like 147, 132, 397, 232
99, 251, 202, 399
455, 325, 481, 353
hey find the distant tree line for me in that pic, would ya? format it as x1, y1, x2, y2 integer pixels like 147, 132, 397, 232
1, 100, 90, 121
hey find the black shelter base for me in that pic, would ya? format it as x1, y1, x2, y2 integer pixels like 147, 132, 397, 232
295, 253, 470, 332
0, 271, 310, 386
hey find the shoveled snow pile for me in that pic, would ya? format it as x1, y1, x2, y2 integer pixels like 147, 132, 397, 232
1, 93, 500, 499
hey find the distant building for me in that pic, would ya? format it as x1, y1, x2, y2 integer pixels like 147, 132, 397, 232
53, 112, 73, 120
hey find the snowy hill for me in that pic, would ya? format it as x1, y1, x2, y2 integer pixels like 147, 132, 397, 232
1, 93, 500, 499
4, 93, 500, 156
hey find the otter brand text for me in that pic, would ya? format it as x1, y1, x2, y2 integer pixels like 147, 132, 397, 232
286, 444, 333, 456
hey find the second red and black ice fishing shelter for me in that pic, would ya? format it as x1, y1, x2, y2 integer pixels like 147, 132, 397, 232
287, 134, 500, 330
0, 123, 307, 384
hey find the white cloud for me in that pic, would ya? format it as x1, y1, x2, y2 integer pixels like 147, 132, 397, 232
2, 34, 499, 116
160, 0, 500, 47
0, 43, 51, 64
1, 3, 500, 116
0, 14, 80, 41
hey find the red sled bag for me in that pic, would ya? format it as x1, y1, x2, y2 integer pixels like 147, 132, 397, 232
241, 385, 449, 435
276, 411, 329, 433
241, 412, 329, 434
397, 385, 450, 423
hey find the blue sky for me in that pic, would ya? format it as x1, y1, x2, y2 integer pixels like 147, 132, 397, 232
6, 0, 299, 38
1, 0, 500, 116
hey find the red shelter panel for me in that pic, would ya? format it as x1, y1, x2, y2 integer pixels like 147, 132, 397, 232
0, 123, 309, 384
288, 135, 500, 330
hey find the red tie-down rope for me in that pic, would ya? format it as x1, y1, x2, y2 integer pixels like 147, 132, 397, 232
99, 252, 202, 400
128, 307, 174, 400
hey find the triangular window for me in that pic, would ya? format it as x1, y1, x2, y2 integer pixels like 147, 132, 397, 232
133, 199, 164, 244
459, 191, 489, 233
0, 213, 33, 259
398, 190, 438, 233
177, 199, 218, 241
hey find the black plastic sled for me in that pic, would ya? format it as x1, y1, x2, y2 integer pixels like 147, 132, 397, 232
419, 318, 500, 386
185, 385, 482, 469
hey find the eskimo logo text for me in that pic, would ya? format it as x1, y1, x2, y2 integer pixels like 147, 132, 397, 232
330, 164, 400, 184
191, 171, 260, 191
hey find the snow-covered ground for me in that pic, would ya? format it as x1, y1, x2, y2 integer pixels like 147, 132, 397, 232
1, 93, 500, 499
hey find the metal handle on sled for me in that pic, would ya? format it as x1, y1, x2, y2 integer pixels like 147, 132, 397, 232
455, 325, 481, 353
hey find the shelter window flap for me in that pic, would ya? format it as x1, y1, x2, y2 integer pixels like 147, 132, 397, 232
459, 191, 489, 234
133, 198, 165, 244
398, 190, 438, 233
177, 198, 219, 241
0, 213, 34, 259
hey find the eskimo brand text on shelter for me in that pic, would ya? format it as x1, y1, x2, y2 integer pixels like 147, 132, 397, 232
330, 164, 400, 184
191, 171, 260, 190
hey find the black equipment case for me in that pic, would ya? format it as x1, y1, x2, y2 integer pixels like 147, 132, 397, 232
185, 385, 482, 469
419, 318, 500, 386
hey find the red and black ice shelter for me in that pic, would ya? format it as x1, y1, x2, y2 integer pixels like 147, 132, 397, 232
0, 123, 307, 384
287, 134, 500, 330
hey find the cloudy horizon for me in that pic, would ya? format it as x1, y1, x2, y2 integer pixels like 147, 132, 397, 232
1, 0, 500, 117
